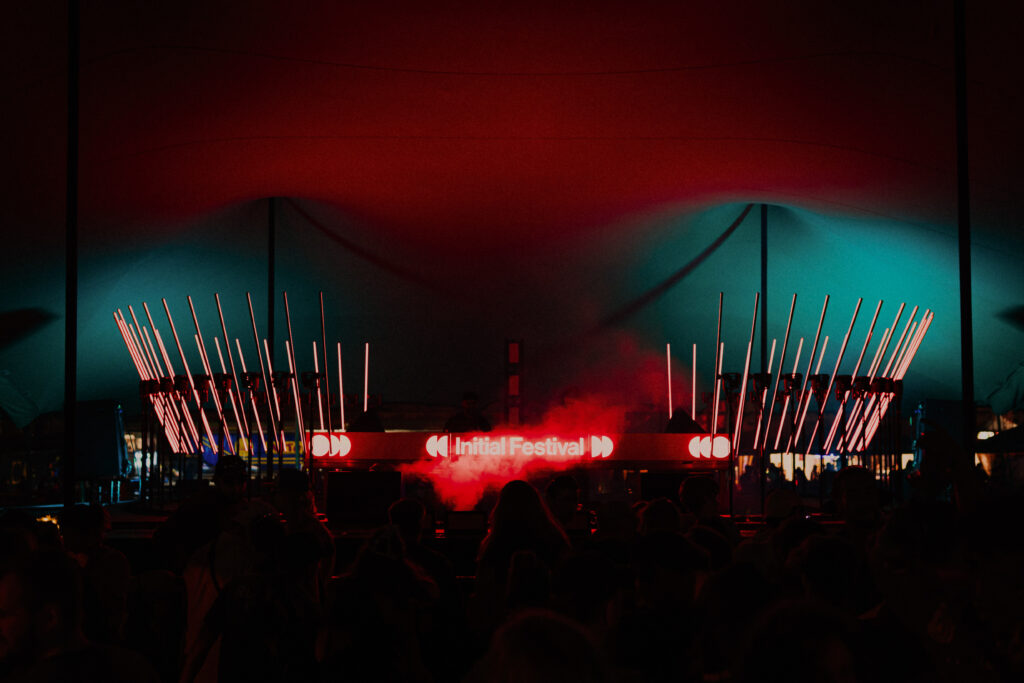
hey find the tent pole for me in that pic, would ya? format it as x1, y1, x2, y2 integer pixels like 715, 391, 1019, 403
954, 0, 975, 453
64, 0, 80, 509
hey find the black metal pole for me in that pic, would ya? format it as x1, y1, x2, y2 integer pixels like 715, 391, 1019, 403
63, 0, 80, 509
954, 0, 974, 453
759, 204, 768, 514
268, 197, 276, 361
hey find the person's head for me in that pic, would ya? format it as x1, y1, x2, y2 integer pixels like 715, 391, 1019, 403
491, 480, 553, 533
59, 504, 108, 555
831, 466, 879, 526
461, 391, 481, 413
764, 489, 803, 528
214, 455, 249, 503
545, 475, 580, 529
388, 498, 427, 546
737, 600, 857, 683
638, 497, 682, 536
0, 550, 84, 664
679, 476, 719, 519
274, 468, 314, 518
473, 609, 611, 683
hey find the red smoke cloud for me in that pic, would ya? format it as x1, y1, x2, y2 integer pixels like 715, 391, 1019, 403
400, 334, 697, 509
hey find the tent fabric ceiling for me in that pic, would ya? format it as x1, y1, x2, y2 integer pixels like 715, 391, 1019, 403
2, 1, 1024, 421
5, 1, 1022, 243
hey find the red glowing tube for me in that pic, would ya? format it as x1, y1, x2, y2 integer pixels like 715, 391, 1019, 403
711, 293, 722, 433
215, 336, 263, 456
187, 297, 234, 454
313, 341, 325, 430
712, 341, 724, 436
113, 313, 182, 453
141, 323, 196, 452
802, 298, 862, 457
864, 312, 933, 446
285, 340, 306, 454
227, 337, 268, 456
194, 333, 235, 455
838, 325, 891, 453
337, 342, 346, 432
773, 336, 803, 450
753, 339, 777, 449
732, 292, 759, 453
823, 299, 882, 454
246, 293, 282, 453
784, 296, 829, 455
364, 342, 370, 414
142, 303, 202, 451
161, 298, 218, 452
263, 339, 285, 450
147, 321, 202, 451
762, 293, 797, 452
666, 343, 673, 420
282, 292, 306, 451
216, 294, 250, 438
842, 301, 903, 453
116, 312, 181, 450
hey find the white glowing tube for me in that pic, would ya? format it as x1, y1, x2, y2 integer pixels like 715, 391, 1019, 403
187, 296, 234, 454
785, 295, 829, 455
864, 312, 933, 446
823, 299, 882, 454
282, 292, 306, 452
113, 313, 182, 453
666, 343, 673, 420
839, 326, 891, 453
140, 323, 195, 452
773, 337, 803, 450
732, 292, 759, 452
146, 316, 201, 451
761, 293, 797, 451
285, 339, 306, 454
217, 337, 266, 456
313, 341, 325, 430
215, 293, 250, 438
711, 342, 724, 435
363, 342, 370, 414
692, 343, 697, 421
230, 335, 266, 454
262, 339, 286, 450
753, 339, 777, 448
245, 292, 281, 452
803, 298, 862, 457
337, 342, 346, 432
161, 298, 217, 451
711, 293, 723, 433
195, 334, 235, 454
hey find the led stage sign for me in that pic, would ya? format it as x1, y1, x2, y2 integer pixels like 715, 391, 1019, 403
308, 431, 730, 463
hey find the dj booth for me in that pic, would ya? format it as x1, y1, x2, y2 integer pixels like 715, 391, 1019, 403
306, 431, 732, 524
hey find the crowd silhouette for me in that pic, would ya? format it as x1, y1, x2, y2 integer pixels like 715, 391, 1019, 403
1, 427, 1023, 682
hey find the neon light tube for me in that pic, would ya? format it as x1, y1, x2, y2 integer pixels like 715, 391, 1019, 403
217, 336, 265, 456
161, 298, 218, 452
215, 294, 250, 438
148, 323, 201, 450
320, 292, 332, 433
691, 343, 697, 421
227, 336, 268, 456
666, 343, 673, 420
364, 342, 370, 414
773, 337, 803, 450
732, 292, 759, 453
313, 341, 325, 430
785, 295, 829, 454
141, 323, 195, 452
282, 292, 306, 452
245, 293, 281, 452
823, 299, 881, 454
262, 337, 286, 454
711, 341, 723, 435
753, 339, 777, 449
712, 293, 722, 433
337, 342, 346, 432
187, 296, 233, 454
761, 293, 797, 451
803, 298, 862, 457
113, 314, 182, 452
